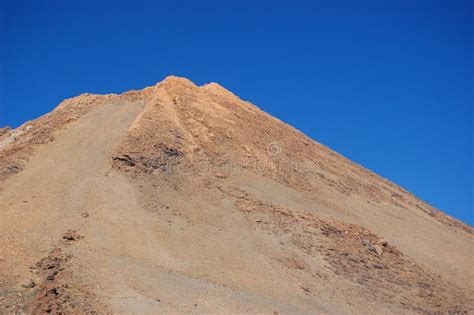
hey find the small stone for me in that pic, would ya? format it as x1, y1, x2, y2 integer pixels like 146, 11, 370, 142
381, 240, 388, 247
361, 239, 370, 246
0, 126, 11, 136
301, 286, 311, 293
21, 279, 36, 288
62, 230, 83, 242
81, 212, 89, 218
372, 245, 383, 256
215, 172, 227, 178
47, 272, 57, 281
372, 263, 384, 269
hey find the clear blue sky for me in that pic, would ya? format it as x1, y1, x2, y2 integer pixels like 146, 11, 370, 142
0, 0, 472, 224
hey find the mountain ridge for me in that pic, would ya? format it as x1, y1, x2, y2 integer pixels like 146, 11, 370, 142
1, 76, 472, 314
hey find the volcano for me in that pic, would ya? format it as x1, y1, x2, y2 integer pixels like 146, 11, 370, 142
1, 76, 472, 314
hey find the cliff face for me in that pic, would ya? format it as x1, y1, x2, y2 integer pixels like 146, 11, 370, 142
1, 76, 472, 314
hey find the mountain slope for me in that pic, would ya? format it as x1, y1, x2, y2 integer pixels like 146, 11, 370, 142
1, 76, 472, 314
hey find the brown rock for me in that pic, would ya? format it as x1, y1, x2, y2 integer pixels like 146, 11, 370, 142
0, 126, 11, 137
62, 230, 83, 242
20, 279, 36, 288
373, 245, 383, 256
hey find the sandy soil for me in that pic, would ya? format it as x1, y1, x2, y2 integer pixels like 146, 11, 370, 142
0, 76, 472, 314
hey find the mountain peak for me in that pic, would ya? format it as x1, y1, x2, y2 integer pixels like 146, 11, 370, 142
157, 75, 197, 88
1, 77, 472, 314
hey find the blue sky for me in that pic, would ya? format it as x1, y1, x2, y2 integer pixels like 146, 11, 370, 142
0, 0, 472, 224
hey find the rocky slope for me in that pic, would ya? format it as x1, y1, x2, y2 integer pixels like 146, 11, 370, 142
0, 76, 472, 314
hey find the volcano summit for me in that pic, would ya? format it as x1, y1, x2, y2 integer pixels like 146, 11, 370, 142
0, 76, 472, 314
